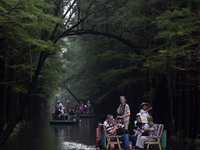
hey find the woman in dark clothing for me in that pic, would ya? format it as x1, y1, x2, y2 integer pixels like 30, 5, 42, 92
132, 113, 144, 148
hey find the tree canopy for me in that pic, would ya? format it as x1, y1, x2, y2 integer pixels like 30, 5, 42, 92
0, 0, 200, 145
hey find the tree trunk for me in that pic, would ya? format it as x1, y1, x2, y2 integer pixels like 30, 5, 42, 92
0, 51, 49, 145
183, 71, 190, 138
190, 86, 196, 138
167, 73, 174, 134
196, 87, 200, 136
0, 60, 8, 136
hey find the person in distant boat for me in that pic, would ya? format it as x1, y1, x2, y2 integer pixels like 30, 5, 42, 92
105, 114, 130, 150
139, 102, 152, 124
116, 96, 131, 130
56, 100, 65, 116
54, 107, 62, 120
87, 101, 91, 107
75, 105, 79, 113
87, 101, 93, 114
67, 107, 75, 120
79, 101, 84, 114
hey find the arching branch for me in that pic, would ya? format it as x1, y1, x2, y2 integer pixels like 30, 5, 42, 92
59, 30, 139, 54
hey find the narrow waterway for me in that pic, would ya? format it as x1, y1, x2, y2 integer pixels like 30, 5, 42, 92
2, 111, 196, 150
3, 112, 97, 150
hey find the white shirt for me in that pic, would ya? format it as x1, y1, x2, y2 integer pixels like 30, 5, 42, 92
116, 104, 130, 121
59, 103, 63, 110
139, 109, 150, 124
103, 121, 108, 126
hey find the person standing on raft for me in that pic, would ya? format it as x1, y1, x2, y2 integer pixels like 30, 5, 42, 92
116, 96, 131, 130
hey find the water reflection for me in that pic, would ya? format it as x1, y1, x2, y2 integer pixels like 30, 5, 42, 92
3, 114, 97, 150
51, 118, 96, 147
61, 141, 96, 150
2, 113, 194, 150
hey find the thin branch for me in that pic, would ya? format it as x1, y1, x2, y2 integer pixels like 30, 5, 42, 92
54, 7, 107, 44
62, 0, 77, 19
29, 45, 33, 83
84, 0, 96, 17
64, 6, 78, 26
53, 0, 63, 17
50, 0, 77, 40
0, 1, 20, 15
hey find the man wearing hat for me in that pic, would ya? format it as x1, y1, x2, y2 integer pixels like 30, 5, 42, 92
139, 102, 152, 124
56, 100, 64, 116
115, 116, 125, 129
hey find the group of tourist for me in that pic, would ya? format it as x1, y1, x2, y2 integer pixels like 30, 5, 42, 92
54, 100, 65, 120
54, 100, 93, 120
79, 101, 93, 115
104, 96, 156, 150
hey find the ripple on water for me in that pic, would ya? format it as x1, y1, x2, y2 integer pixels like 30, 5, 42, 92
61, 141, 98, 150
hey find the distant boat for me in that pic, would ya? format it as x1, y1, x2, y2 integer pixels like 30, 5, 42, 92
49, 119, 78, 125
78, 114, 95, 118
49, 113, 80, 125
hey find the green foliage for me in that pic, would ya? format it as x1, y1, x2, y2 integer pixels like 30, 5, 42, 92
0, 0, 200, 143
0, 0, 64, 132
0, 0, 61, 95
152, 6, 200, 75
195, 135, 200, 150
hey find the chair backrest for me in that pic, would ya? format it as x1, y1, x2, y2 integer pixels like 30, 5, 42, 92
156, 124, 164, 141
103, 125, 110, 137
97, 123, 107, 149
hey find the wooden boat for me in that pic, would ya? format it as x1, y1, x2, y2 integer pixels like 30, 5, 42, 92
49, 119, 78, 125
49, 113, 80, 125
96, 123, 167, 149
78, 114, 95, 118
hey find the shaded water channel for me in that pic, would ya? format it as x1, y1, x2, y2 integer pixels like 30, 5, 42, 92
2, 111, 196, 150
3, 112, 97, 150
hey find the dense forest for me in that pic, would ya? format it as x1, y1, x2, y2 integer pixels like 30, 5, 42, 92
0, 0, 200, 147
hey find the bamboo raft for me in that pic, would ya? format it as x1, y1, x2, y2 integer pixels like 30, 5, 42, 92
96, 123, 167, 149
78, 114, 95, 118
49, 119, 78, 125
49, 113, 80, 125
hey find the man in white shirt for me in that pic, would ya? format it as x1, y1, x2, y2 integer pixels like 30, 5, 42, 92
57, 100, 64, 115
139, 102, 152, 124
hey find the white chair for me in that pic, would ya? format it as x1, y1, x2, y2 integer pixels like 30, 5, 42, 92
145, 124, 164, 150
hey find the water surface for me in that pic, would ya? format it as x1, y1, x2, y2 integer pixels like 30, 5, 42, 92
3, 113, 97, 150
2, 112, 196, 150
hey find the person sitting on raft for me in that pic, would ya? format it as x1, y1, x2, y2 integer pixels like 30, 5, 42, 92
133, 113, 143, 129
54, 107, 62, 120
115, 116, 126, 130
79, 101, 84, 114
56, 100, 65, 116
135, 117, 157, 149
105, 114, 130, 150
132, 113, 149, 148
67, 107, 75, 120
139, 102, 152, 124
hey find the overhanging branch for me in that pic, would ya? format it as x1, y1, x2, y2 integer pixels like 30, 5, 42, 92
61, 30, 139, 54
